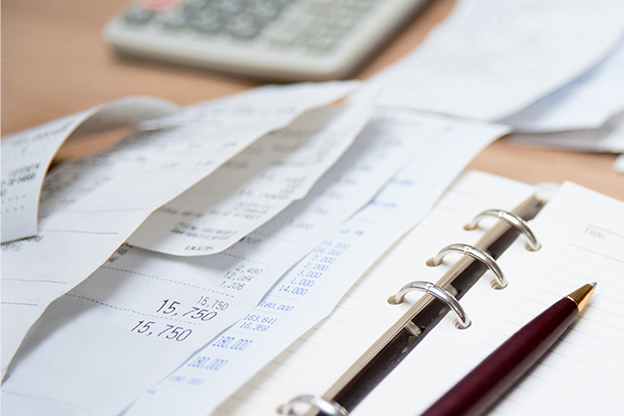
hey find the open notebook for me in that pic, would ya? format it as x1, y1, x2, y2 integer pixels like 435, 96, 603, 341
212, 171, 624, 415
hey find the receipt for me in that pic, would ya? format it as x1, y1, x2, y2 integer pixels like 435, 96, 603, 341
1, 106, 433, 416
123, 116, 508, 416
1, 96, 178, 243
501, 37, 624, 132
121, 113, 509, 416
128, 96, 373, 256
376, 0, 624, 121
0, 81, 358, 374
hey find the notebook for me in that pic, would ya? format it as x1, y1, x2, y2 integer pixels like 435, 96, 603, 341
211, 171, 624, 416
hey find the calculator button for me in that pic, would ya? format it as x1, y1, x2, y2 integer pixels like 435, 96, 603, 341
224, 15, 261, 39
161, 11, 191, 30
192, 10, 221, 33
184, 0, 208, 12
212, 0, 246, 17
248, 3, 281, 24
124, 7, 154, 25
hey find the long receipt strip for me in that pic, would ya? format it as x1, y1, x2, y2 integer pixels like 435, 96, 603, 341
128, 97, 373, 256
123, 116, 510, 416
1, 96, 178, 243
375, 0, 624, 122
357, 182, 624, 415
0, 107, 466, 416
0, 81, 357, 374
206, 171, 534, 416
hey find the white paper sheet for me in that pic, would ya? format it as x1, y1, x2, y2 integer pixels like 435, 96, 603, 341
501, 37, 624, 132
0, 81, 357, 374
206, 171, 535, 415
0, 96, 178, 243
127, 97, 373, 256
357, 182, 624, 415
122, 117, 508, 416
508, 110, 624, 153
375, 0, 624, 122
0, 105, 433, 416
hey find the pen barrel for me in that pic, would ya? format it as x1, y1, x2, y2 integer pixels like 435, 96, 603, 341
421, 297, 578, 416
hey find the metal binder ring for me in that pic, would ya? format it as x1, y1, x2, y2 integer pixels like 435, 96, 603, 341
277, 395, 349, 416
464, 209, 541, 251
387, 281, 471, 329
427, 243, 507, 289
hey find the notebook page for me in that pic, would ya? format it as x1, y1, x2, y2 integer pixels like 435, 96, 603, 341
356, 182, 624, 415
212, 171, 535, 416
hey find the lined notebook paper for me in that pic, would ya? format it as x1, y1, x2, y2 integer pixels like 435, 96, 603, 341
356, 181, 624, 415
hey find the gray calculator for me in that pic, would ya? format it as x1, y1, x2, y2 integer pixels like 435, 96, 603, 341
104, 0, 429, 81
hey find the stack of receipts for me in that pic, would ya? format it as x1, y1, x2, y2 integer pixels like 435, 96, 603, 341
1, 81, 360, 373
1, 79, 508, 415
374, 0, 624, 171
2, 1, 624, 415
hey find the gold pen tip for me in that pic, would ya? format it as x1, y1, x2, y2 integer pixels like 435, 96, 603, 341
566, 283, 596, 312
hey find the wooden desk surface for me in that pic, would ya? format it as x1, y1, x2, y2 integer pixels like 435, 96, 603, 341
2, 0, 622, 200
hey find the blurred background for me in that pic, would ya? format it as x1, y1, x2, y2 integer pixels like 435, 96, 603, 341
2, 0, 622, 198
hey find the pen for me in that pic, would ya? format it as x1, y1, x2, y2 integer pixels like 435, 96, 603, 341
420, 282, 596, 416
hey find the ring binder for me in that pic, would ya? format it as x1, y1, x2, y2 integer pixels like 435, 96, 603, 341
277, 394, 349, 416
280, 192, 547, 413
426, 243, 507, 289
464, 209, 541, 251
387, 280, 471, 329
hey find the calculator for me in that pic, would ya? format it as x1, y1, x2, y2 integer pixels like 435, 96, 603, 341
104, 0, 429, 81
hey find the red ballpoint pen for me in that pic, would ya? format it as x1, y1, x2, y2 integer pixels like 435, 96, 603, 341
421, 282, 596, 416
